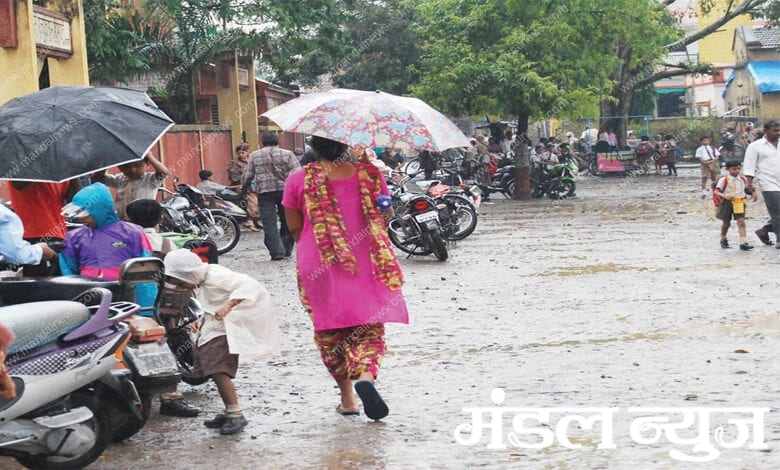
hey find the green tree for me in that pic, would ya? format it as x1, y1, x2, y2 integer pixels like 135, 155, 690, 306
83, 0, 151, 83
604, 0, 770, 141
329, 0, 421, 95
83, 0, 355, 122
411, 0, 615, 198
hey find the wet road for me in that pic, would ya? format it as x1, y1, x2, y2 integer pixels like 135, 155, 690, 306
14, 167, 780, 468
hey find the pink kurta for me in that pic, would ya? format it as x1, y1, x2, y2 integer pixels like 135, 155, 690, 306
283, 168, 409, 331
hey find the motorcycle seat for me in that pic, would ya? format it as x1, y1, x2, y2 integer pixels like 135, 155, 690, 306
0, 301, 90, 355
416, 180, 440, 191
0, 276, 122, 305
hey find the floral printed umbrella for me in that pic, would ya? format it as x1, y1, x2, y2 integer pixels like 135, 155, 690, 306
261, 89, 470, 151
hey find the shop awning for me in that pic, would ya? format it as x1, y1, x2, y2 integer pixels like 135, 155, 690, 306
656, 87, 685, 94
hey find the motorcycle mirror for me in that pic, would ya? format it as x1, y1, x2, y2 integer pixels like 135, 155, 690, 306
173, 176, 180, 183
187, 297, 205, 320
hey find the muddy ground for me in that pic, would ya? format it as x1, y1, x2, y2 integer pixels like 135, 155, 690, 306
9, 166, 780, 469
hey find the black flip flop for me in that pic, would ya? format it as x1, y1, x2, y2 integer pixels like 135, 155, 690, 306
354, 381, 389, 421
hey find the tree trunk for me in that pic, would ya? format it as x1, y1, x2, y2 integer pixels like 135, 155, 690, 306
616, 90, 633, 146
600, 88, 635, 147
513, 112, 531, 200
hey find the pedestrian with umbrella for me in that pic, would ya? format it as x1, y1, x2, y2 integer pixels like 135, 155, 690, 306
265, 88, 467, 420
283, 135, 408, 420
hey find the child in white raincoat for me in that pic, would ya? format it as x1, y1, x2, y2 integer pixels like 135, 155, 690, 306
163, 249, 280, 435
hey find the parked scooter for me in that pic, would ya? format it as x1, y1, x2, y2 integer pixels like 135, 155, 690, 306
0, 257, 183, 444
159, 178, 241, 255
212, 189, 248, 224
0, 286, 140, 469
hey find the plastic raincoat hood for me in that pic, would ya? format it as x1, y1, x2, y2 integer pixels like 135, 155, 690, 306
71, 183, 119, 227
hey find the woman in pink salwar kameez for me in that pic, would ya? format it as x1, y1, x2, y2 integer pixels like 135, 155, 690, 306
283, 136, 408, 421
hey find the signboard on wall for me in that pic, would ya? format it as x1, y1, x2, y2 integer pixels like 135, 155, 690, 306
237, 68, 250, 88
33, 6, 72, 57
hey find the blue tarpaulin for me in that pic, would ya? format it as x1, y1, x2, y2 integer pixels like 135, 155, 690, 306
725, 62, 780, 97
747, 62, 780, 94
722, 70, 735, 98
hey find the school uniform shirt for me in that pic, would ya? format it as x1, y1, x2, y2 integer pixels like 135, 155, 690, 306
196, 180, 226, 196
103, 172, 167, 219
743, 137, 780, 192
715, 174, 747, 198
695, 145, 720, 164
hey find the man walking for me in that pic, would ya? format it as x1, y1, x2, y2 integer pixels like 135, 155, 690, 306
695, 136, 721, 199
242, 133, 301, 260
743, 121, 780, 246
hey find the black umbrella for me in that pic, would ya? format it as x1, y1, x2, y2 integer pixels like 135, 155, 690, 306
0, 86, 174, 182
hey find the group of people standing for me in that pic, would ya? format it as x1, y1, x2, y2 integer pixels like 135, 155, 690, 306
2, 132, 410, 431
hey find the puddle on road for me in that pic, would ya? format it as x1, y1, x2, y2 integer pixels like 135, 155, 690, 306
536, 263, 646, 276
397, 332, 670, 367
695, 313, 780, 339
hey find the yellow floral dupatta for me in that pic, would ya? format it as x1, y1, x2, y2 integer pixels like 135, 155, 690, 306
302, 162, 403, 290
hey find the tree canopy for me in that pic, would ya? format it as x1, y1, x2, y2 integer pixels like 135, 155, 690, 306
410, 0, 623, 197
327, 0, 422, 95
83, 0, 355, 122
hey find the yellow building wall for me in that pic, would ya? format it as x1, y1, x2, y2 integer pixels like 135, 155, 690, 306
0, 0, 89, 107
46, 8, 89, 87
215, 50, 260, 150
697, 2, 752, 66
0, 1, 39, 106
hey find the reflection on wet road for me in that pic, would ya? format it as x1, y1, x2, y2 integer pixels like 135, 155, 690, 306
8, 168, 778, 468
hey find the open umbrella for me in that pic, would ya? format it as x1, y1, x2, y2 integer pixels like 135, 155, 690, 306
261, 88, 470, 151
0, 86, 174, 182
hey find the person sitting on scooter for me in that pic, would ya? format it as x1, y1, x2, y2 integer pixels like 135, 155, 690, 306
126, 199, 175, 259
59, 183, 154, 281
197, 170, 241, 197
60, 184, 202, 418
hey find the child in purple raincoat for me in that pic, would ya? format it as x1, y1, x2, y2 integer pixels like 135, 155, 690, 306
59, 183, 153, 281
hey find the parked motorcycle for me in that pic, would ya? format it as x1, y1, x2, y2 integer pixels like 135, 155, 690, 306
386, 175, 449, 261
415, 175, 479, 241
156, 285, 207, 386
530, 154, 578, 200
159, 178, 241, 255
208, 189, 248, 225
478, 161, 516, 199
0, 286, 140, 469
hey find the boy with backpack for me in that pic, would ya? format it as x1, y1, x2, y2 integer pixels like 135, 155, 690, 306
713, 161, 756, 250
